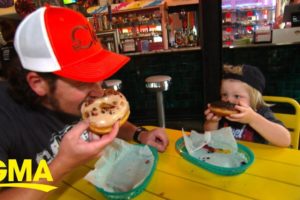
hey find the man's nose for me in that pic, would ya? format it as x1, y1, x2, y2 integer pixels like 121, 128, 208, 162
88, 86, 104, 97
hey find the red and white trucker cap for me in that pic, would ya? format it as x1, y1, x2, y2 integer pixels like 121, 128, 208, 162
14, 6, 130, 82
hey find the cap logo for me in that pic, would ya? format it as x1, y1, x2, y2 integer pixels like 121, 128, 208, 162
71, 25, 97, 51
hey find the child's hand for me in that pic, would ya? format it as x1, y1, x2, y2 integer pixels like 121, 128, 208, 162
204, 104, 222, 122
225, 101, 258, 124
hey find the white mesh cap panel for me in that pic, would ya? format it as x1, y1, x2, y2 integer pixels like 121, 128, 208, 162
14, 7, 61, 72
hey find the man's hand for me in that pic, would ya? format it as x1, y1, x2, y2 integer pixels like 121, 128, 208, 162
0, 121, 119, 200
138, 128, 169, 152
54, 120, 119, 173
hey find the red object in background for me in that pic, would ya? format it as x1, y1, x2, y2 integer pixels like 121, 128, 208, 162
14, 0, 36, 18
149, 42, 163, 51
246, 11, 253, 17
225, 40, 232, 45
188, 12, 195, 28
77, 0, 94, 9
246, 26, 253, 32
182, 19, 187, 30
168, 16, 173, 25
93, 14, 99, 32
225, 12, 231, 19
139, 25, 148, 33
226, 27, 232, 32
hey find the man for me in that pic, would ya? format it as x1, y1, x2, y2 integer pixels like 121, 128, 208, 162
0, 6, 168, 199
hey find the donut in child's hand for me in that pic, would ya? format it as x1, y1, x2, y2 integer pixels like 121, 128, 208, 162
210, 101, 238, 117
81, 89, 130, 134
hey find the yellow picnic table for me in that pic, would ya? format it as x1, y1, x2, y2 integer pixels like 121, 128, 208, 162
49, 126, 300, 200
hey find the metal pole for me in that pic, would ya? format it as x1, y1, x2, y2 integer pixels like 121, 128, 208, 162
156, 91, 165, 128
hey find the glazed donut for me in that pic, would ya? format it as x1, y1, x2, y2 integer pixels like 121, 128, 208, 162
210, 101, 238, 117
81, 89, 130, 134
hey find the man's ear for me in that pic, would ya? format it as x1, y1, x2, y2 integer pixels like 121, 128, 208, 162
26, 72, 49, 96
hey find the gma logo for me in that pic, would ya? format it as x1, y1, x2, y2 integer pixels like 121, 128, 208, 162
0, 159, 57, 192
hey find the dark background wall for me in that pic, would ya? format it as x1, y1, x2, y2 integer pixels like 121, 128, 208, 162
110, 44, 300, 128
111, 50, 203, 125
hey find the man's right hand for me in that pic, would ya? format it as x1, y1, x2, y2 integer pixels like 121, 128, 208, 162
0, 120, 119, 200
54, 120, 119, 174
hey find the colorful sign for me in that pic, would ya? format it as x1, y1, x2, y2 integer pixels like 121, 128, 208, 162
87, 0, 163, 15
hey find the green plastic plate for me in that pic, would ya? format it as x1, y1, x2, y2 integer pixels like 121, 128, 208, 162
96, 145, 158, 199
175, 137, 255, 176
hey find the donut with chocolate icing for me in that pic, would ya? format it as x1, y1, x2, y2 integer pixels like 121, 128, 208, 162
210, 101, 238, 116
81, 89, 130, 134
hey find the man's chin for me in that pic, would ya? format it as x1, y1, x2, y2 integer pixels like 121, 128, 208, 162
56, 111, 81, 124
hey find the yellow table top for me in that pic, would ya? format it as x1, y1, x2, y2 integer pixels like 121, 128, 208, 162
49, 126, 300, 200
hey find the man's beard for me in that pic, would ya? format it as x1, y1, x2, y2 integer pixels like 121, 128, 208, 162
46, 94, 62, 113
44, 92, 80, 117
44, 93, 81, 124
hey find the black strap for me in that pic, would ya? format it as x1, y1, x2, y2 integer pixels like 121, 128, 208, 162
133, 127, 147, 143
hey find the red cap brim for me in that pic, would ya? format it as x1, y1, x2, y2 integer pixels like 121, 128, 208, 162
53, 49, 130, 82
